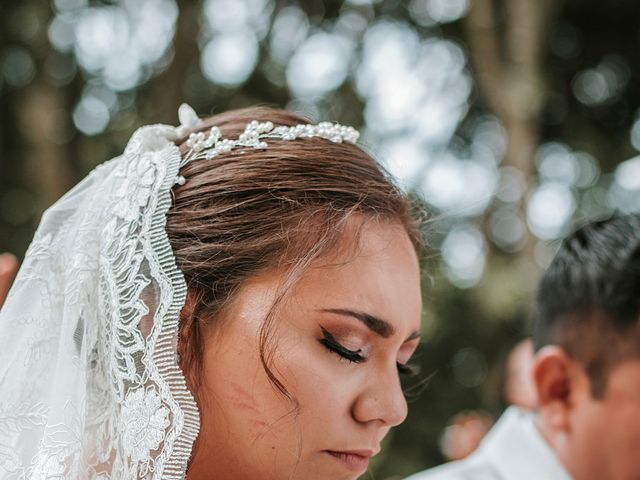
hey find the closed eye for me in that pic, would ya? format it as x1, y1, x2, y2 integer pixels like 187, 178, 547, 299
320, 326, 421, 379
320, 326, 365, 363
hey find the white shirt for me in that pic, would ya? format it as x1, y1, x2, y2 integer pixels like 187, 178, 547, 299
405, 407, 573, 480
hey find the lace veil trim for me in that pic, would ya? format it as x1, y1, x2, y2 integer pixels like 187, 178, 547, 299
0, 124, 199, 479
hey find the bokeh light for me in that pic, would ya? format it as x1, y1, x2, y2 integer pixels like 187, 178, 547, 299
200, 0, 273, 87
286, 33, 354, 98
409, 0, 469, 26
608, 156, 640, 213
496, 166, 526, 204
422, 155, 498, 216
73, 95, 110, 135
1, 47, 36, 87
536, 142, 579, 186
269, 6, 309, 66
201, 31, 259, 87
629, 112, 640, 151
50, 0, 178, 91
441, 224, 487, 288
377, 136, 428, 191
489, 207, 527, 252
572, 55, 630, 107
527, 182, 576, 240
204, 0, 272, 38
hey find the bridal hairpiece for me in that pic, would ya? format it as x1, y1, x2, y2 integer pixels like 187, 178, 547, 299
176, 103, 360, 167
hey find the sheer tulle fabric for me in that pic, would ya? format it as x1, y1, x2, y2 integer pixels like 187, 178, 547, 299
0, 125, 199, 479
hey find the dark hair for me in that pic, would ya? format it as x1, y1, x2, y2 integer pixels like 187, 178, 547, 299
165, 106, 423, 401
534, 214, 640, 397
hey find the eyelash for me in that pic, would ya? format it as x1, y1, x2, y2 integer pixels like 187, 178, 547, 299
320, 327, 417, 376
320, 326, 366, 363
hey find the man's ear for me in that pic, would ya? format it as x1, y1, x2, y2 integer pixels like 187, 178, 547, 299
533, 345, 574, 431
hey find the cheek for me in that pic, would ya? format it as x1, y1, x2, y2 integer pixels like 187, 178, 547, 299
607, 406, 640, 478
565, 398, 607, 476
571, 401, 640, 479
276, 340, 358, 421
200, 328, 289, 435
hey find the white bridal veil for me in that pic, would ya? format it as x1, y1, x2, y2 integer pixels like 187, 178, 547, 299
0, 122, 200, 479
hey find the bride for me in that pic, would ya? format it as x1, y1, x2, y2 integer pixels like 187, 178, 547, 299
0, 105, 423, 480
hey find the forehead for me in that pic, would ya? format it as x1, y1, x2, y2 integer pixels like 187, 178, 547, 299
222, 219, 423, 340
288, 220, 422, 333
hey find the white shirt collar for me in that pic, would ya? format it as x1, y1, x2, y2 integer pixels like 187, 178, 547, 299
478, 407, 573, 480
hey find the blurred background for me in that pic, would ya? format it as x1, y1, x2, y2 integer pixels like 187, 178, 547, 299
1, 0, 639, 477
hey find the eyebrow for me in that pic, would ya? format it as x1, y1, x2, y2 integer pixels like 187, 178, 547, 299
319, 308, 421, 342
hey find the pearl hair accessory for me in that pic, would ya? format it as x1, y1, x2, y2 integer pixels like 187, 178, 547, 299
176, 104, 360, 169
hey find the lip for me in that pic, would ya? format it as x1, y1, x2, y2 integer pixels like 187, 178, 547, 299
324, 449, 377, 474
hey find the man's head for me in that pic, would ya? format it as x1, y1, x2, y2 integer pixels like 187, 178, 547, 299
533, 214, 640, 480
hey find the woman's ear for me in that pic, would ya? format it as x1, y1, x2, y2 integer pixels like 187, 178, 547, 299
533, 345, 573, 431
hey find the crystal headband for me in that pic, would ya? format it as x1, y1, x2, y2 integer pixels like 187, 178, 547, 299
176, 104, 360, 170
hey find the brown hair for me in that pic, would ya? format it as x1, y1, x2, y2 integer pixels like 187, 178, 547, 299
167, 106, 423, 400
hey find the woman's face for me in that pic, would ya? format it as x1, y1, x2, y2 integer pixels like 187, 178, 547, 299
187, 220, 422, 480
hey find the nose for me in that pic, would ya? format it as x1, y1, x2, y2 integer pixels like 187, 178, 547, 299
351, 365, 408, 427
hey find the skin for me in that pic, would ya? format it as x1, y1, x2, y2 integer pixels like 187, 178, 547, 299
504, 338, 537, 410
534, 346, 640, 480
0, 253, 18, 309
186, 220, 422, 480
440, 411, 492, 461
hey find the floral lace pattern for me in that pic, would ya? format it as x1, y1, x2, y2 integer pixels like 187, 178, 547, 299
121, 388, 170, 463
0, 125, 200, 479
